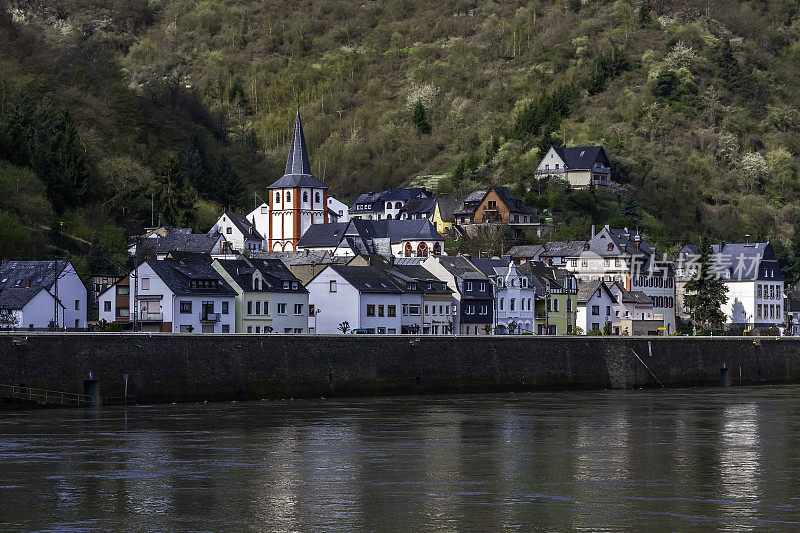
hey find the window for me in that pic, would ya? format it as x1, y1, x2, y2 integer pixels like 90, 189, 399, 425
417, 242, 428, 257
104, 301, 111, 312
465, 281, 473, 291
74, 299, 80, 310
315, 192, 321, 203
758, 284, 762, 298
303, 191, 308, 203
567, 299, 572, 312
480, 282, 486, 292
378, 305, 385, 317
592, 322, 600, 330
433, 242, 442, 256
510, 299, 515, 311
770, 285, 775, 299
404, 242, 413, 257
500, 298, 504, 311
294, 304, 303, 315
309, 304, 315, 316
140, 277, 150, 291
425, 305, 429, 315
275, 192, 280, 203
285, 192, 291, 202
757, 304, 762, 319
388, 305, 396, 317
607, 243, 613, 251
480, 305, 488, 315
118, 307, 129, 318
553, 299, 559, 312
247, 301, 253, 315
367, 305, 376, 317
117, 285, 130, 295
329, 280, 337, 292
222, 302, 229, 314
255, 326, 260, 333
180, 301, 192, 314
247, 326, 252, 333
263, 301, 269, 314
222, 325, 230, 333
278, 303, 287, 315
606, 305, 611, 316
256, 301, 261, 314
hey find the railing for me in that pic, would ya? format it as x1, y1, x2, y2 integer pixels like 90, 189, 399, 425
0, 384, 93, 406
200, 312, 220, 322
140, 312, 163, 321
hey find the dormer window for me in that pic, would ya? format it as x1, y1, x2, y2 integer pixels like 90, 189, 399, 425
607, 243, 613, 251
583, 243, 590, 251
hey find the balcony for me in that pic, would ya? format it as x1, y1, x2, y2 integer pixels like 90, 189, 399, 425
140, 312, 163, 322
200, 312, 220, 322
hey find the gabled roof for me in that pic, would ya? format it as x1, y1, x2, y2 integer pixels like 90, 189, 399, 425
435, 256, 489, 281
366, 256, 451, 294
215, 258, 306, 293
486, 186, 534, 215
435, 196, 462, 221
576, 280, 613, 303
146, 260, 236, 296
155, 233, 222, 254
350, 188, 430, 210
452, 190, 487, 216
552, 146, 610, 170
0, 287, 58, 310
268, 111, 327, 190
467, 257, 512, 277
506, 244, 544, 258
296, 219, 443, 252
519, 261, 574, 291
328, 265, 404, 293
541, 241, 588, 257
786, 289, 800, 313
255, 250, 351, 266
403, 197, 436, 216
677, 242, 781, 282
0, 260, 72, 291
224, 212, 263, 241
610, 282, 653, 305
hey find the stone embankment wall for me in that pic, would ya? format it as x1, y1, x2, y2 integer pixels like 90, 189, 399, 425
0, 334, 798, 403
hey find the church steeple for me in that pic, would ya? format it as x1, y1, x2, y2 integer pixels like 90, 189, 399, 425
284, 110, 312, 177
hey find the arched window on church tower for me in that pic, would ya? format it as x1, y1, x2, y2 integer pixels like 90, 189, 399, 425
275, 192, 280, 204
417, 242, 429, 257
404, 242, 412, 257
285, 191, 291, 203
303, 191, 308, 203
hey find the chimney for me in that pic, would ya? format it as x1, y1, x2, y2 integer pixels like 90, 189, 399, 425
389, 255, 395, 267
591, 224, 596, 238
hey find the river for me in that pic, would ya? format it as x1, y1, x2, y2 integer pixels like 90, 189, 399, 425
1, 386, 799, 531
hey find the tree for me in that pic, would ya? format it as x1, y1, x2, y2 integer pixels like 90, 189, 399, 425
0, 309, 19, 329
684, 237, 729, 331
182, 132, 211, 193
154, 155, 198, 227
412, 100, 431, 135
212, 155, 244, 209
602, 321, 612, 336
337, 321, 350, 334
51, 110, 91, 212
623, 195, 640, 224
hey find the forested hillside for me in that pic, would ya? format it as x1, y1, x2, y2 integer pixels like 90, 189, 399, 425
1, 0, 799, 276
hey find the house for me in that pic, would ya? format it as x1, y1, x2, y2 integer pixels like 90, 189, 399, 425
401, 197, 437, 221
327, 195, 349, 223
559, 225, 676, 334
208, 212, 264, 254
267, 111, 328, 252
469, 257, 537, 334
97, 275, 132, 326
784, 289, 800, 335
133, 232, 231, 260
577, 281, 616, 333
421, 255, 493, 335
99, 258, 236, 333
452, 190, 486, 225
371, 256, 454, 335
520, 261, 578, 335
430, 196, 461, 235
506, 244, 545, 265
576, 280, 662, 335
472, 186, 536, 225
213, 257, 308, 334
539, 240, 588, 267
0, 287, 64, 330
0, 260, 87, 329
297, 219, 445, 258
127, 226, 192, 256
535, 146, 612, 189
306, 264, 404, 334
676, 242, 784, 330
255, 250, 356, 285
349, 188, 432, 220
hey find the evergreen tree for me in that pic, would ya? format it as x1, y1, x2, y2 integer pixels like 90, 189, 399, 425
684, 237, 729, 331
623, 195, 640, 224
788, 217, 800, 282
182, 132, 211, 194
52, 110, 91, 212
0, 90, 33, 164
212, 155, 244, 210
155, 155, 198, 227
412, 100, 431, 135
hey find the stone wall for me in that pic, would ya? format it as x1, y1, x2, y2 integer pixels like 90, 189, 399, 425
1, 334, 798, 404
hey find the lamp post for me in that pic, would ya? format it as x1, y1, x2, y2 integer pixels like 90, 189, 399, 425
313, 308, 321, 334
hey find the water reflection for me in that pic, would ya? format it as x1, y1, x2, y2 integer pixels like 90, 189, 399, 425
1, 388, 799, 531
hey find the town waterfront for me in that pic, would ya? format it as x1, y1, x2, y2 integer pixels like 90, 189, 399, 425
2, 387, 800, 531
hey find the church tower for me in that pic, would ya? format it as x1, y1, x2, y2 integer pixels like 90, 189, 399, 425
267, 111, 328, 252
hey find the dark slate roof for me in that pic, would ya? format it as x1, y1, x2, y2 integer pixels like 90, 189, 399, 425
541, 241, 588, 257
366, 256, 451, 294
786, 289, 800, 313
506, 245, 544, 258
225, 212, 263, 241
403, 197, 436, 216
296, 219, 442, 252
0, 260, 71, 291
677, 242, 781, 282
452, 190, 486, 216
435, 196, 462, 221
519, 261, 574, 292
268, 111, 327, 190
0, 287, 53, 310
577, 280, 611, 303
146, 260, 236, 296
350, 188, 430, 210
436, 256, 488, 281
155, 233, 221, 254
552, 146, 610, 170
255, 250, 351, 266
468, 257, 512, 277
610, 282, 654, 305
328, 265, 404, 293
216, 258, 306, 293
584, 227, 672, 273
490, 186, 534, 215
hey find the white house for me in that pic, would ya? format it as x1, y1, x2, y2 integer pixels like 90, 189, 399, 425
469, 258, 537, 334
306, 264, 404, 334
349, 188, 432, 220
208, 212, 264, 254
213, 257, 309, 334
267, 111, 328, 252
99, 259, 236, 333
297, 219, 445, 258
0, 287, 64, 329
577, 281, 616, 333
327, 195, 349, 223
535, 146, 612, 189
676, 242, 784, 329
0, 260, 87, 329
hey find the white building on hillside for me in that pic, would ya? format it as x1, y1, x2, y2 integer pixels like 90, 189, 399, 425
0, 287, 64, 329
208, 212, 264, 254
327, 195, 349, 223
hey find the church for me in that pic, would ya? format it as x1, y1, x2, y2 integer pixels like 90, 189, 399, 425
265, 111, 328, 252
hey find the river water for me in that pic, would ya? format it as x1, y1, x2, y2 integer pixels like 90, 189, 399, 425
1, 387, 799, 531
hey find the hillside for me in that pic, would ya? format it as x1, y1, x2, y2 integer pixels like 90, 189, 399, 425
1, 0, 799, 275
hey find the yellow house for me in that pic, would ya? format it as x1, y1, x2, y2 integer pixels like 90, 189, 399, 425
521, 261, 579, 335
431, 197, 462, 235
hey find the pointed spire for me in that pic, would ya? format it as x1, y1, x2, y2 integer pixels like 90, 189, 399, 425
284, 110, 312, 177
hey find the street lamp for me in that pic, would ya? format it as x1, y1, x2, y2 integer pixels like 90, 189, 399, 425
313, 308, 321, 334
